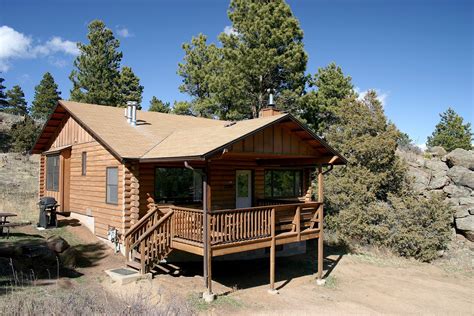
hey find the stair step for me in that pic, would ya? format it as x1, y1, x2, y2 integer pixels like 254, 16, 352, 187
126, 260, 141, 271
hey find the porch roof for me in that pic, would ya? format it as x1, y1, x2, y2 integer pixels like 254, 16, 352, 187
32, 101, 346, 164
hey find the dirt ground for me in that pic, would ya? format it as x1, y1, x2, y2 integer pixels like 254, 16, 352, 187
2, 223, 473, 315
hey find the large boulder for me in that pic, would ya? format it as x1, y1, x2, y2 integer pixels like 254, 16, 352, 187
427, 146, 447, 157
428, 171, 450, 189
443, 184, 472, 197
453, 205, 472, 218
46, 235, 70, 253
455, 216, 474, 241
408, 166, 430, 192
447, 166, 474, 189
425, 158, 448, 172
445, 148, 474, 170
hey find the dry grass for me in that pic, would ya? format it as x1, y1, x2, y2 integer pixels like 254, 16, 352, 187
0, 153, 39, 223
1, 282, 194, 316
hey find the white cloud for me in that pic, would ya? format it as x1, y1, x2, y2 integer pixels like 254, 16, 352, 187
354, 87, 389, 107
223, 25, 238, 36
116, 27, 133, 38
0, 25, 78, 71
34, 37, 80, 56
416, 143, 427, 151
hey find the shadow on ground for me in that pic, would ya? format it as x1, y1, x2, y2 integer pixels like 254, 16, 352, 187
165, 240, 347, 292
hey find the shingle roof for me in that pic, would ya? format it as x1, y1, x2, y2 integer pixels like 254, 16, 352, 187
60, 101, 287, 160
33, 100, 346, 164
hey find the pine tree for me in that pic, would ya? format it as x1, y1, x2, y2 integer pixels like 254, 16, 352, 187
300, 63, 354, 135
31, 72, 61, 120
9, 115, 40, 153
178, 0, 308, 119
324, 91, 451, 261
6, 85, 28, 116
118, 66, 143, 109
148, 96, 171, 113
427, 107, 472, 151
69, 20, 123, 106
0, 76, 8, 111
172, 101, 193, 116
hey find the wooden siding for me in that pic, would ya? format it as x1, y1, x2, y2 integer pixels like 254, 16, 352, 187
49, 113, 94, 149
40, 114, 124, 238
69, 142, 124, 237
229, 123, 319, 156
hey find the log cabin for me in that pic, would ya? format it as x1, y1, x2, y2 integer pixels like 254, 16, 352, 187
32, 99, 346, 296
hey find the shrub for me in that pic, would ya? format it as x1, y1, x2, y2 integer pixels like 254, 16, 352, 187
324, 91, 453, 262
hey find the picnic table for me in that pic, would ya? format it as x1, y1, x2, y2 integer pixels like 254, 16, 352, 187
0, 212, 30, 238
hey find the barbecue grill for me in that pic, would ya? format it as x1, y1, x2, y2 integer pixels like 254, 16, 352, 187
38, 197, 59, 228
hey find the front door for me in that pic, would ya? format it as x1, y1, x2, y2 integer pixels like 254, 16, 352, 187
236, 170, 252, 208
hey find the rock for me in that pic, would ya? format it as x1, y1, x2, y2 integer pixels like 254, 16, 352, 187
463, 231, 474, 242
445, 148, 474, 170
428, 171, 450, 189
425, 159, 448, 172
459, 197, 474, 205
428, 146, 447, 157
444, 197, 460, 206
443, 184, 471, 197
447, 166, 474, 189
46, 235, 70, 253
455, 215, 474, 231
453, 205, 471, 218
59, 247, 79, 268
408, 166, 430, 192
23, 244, 57, 265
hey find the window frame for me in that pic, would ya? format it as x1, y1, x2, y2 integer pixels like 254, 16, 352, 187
264, 169, 303, 199
154, 167, 203, 204
81, 152, 87, 176
106, 167, 119, 205
46, 154, 60, 192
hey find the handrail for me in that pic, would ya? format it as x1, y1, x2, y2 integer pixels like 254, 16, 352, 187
131, 211, 174, 249
213, 202, 320, 214
124, 206, 160, 238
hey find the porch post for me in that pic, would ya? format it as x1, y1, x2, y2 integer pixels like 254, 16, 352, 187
316, 164, 325, 285
268, 207, 278, 294
202, 162, 215, 302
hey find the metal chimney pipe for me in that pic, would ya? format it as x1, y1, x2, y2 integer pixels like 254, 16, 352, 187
267, 88, 275, 107
126, 103, 132, 124
126, 101, 137, 126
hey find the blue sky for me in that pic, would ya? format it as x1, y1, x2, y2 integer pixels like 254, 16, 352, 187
0, 0, 472, 146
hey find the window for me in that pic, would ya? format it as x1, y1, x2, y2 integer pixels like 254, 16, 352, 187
154, 168, 202, 203
106, 167, 118, 204
264, 169, 302, 198
46, 155, 60, 191
81, 152, 87, 176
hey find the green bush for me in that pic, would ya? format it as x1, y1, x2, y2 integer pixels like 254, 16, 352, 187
324, 91, 453, 262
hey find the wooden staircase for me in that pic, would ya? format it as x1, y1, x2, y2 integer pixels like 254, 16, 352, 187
124, 207, 174, 274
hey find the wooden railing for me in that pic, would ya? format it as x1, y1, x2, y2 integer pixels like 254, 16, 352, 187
209, 206, 273, 245
171, 206, 204, 243
131, 211, 174, 273
124, 206, 163, 261
208, 202, 322, 246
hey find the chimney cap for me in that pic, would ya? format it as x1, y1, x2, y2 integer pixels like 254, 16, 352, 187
126, 101, 138, 107
266, 88, 275, 107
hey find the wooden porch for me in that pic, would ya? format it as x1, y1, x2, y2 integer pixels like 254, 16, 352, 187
124, 165, 326, 295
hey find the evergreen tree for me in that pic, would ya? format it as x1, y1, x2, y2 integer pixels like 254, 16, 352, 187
324, 90, 451, 261
69, 20, 123, 106
0, 76, 8, 111
427, 107, 472, 151
172, 101, 193, 116
148, 96, 171, 113
300, 63, 354, 135
178, 0, 307, 119
31, 72, 61, 120
6, 85, 28, 116
118, 66, 143, 109
9, 115, 40, 153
